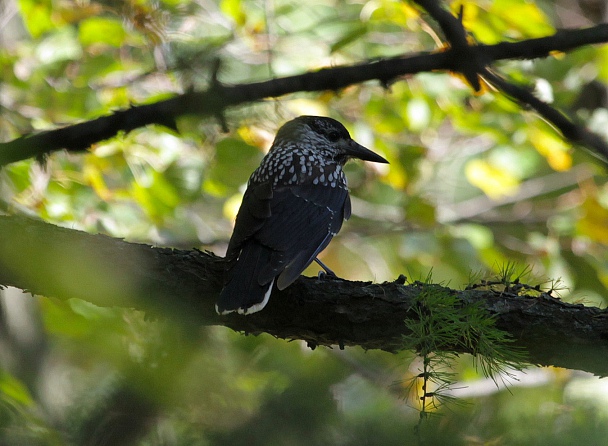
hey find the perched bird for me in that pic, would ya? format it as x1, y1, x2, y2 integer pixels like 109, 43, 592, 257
216, 116, 388, 315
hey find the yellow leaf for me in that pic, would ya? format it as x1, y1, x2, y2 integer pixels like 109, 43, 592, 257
465, 159, 519, 199
84, 163, 112, 201
363, 0, 419, 27
223, 193, 244, 223
577, 194, 608, 245
220, 0, 246, 26
529, 128, 572, 171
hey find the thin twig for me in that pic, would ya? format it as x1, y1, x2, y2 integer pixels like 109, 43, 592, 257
482, 69, 608, 161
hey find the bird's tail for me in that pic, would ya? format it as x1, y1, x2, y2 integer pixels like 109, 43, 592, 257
216, 243, 274, 315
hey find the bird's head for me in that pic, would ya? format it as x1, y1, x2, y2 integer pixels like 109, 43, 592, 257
273, 116, 389, 165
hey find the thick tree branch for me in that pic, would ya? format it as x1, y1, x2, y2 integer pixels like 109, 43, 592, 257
1, 24, 608, 166
1, 215, 607, 376
413, 0, 482, 90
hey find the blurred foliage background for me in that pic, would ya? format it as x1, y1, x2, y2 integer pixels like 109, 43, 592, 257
0, 0, 607, 444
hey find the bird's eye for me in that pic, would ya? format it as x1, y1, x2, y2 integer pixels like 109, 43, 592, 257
327, 131, 341, 142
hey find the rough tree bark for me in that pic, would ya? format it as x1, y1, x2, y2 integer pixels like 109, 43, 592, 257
1, 2, 607, 378
1, 215, 607, 376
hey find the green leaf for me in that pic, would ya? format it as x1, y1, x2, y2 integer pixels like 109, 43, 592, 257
204, 138, 263, 196
18, 0, 55, 38
36, 27, 83, 64
330, 25, 368, 53
405, 196, 436, 227
132, 170, 182, 220
0, 372, 33, 407
78, 17, 126, 48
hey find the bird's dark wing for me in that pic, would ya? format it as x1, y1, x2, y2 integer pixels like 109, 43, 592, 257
219, 180, 349, 313
254, 182, 350, 289
223, 181, 273, 269
218, 182, 275, 314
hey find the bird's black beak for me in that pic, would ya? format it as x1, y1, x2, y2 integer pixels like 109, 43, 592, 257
345, 140, 389, 164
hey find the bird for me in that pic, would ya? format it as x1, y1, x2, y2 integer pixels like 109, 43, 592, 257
216, 116, 388, 315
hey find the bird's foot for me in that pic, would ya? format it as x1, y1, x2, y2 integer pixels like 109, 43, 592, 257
317, 270, 338, 281
315, 257, 339, 281
314, 257, 335, 276
315, 257, 338, 280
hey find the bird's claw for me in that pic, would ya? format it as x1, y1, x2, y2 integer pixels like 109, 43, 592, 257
317, 269, 337, 280
314, 257, 336, 277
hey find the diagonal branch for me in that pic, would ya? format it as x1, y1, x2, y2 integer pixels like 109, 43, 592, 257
482, 69, 608, 161
412, 0, 608, 161
1, 24, 608, 166
1, 215, 607, 376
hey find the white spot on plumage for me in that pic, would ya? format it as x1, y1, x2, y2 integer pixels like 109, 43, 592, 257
236, 279, 274, 315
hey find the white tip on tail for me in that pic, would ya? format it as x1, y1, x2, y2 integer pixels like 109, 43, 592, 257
215, 279, 274, 316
